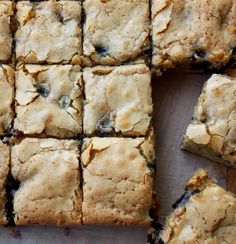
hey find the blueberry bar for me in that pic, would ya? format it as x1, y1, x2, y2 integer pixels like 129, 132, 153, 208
83, 0, 150, 65
0, 65, 14, 136
0, 1, 13, 62
81, 132, 155, 225
83, 64, 153, 136
152, 0, 236, 70
0, 141, 10, 225
182, 73, 236, 166
11, 138, 82, 225
14, 65, 83, 138
15, 1, 82, 64
159, 169, 236, 243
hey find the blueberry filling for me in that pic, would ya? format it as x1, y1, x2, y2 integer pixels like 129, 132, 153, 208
59, 95, 71, 109
34, 83, 49, 98
96, 115, 114, 134
194, 49, 206, 59
172, 189, 195, 209
94, 46, 109, 57
147, 222, 163, 244
5, 175, 20, 226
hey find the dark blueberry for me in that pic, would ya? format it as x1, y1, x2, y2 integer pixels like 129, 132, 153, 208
5, 175, 20, 226
232, 47, 236, 57
194, 49, 206, 59
12, 130, 24, 138
148, 163, 156, 174
34, 83, 49, 97
97, 115, 114, 134
172, 189, 195, 209
95, 45, 109, 57
147, 222, 163, 244
59, 95, 71, 109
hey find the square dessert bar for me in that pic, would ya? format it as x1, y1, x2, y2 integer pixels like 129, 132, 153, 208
0, 141, 10, 225
0, 65, 14, 137
152, 0, 236, 69
83, 0, 150, 65
81, 133, 155, 226
83, 64, 153, 136
0, 1, 13, 62
182, 74, 236, 166
11, 138, 82, 225
15, 1, 82, 64
14, 64, 83, 138
159, 169, 236, 243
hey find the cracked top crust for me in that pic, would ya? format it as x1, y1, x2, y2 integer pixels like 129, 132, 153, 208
83, 64, 153, 136
83, 0, 150, 65
160, 169, 236, 243
14, 65, 83, 138
15, 1, 82, 64
183, 74, 236, 166
81, 134, 155, 225
11, 138, 82, 226
0, 65, 14, 136
0, 1, 13, 61
152, 0, 236, 69
0, 141, 10, 225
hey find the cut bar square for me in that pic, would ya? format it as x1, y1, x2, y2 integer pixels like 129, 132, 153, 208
14, 64, 83, 138
0, 1, 13, 62
83, 64, 153, 136
11, 138, 82, 226
81, 133, 155, 225
0, 141, 10, 225
160, 169, 236, 243
0, 64, 14, 136
152, 0, 236, 69
15, 1, 82, 64
83, 0, 150, 65
182, 73, 236, 166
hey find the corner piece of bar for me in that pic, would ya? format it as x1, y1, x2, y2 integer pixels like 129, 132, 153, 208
159, 169, 236, 243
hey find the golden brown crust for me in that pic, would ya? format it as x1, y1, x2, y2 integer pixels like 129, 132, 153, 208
11, 138, 82, 226
182, 73, 236, 166
152, 0, 236, 69
83, 64, 153, 136
161, 169, 236, 243
0, 64, 14, 136
14, 64, 83, 138
0, 1, 13, 61
81, 135, 155, 226
15, 1, 82, 64
83, 0, 150, 65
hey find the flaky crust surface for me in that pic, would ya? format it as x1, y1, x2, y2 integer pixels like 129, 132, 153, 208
15, 1, 82, 64
0, 141, 9, 225
83, 64, 153, 136
0, 65, 14, 136
11, 138, 82, 226
81, 134, 155, 226
0, 1, 13, 61
152, 0, 236, 69
161, 169, 236, 243
83, 0, 150, 65
182, 73, 236, 166
14, 65, 83, 138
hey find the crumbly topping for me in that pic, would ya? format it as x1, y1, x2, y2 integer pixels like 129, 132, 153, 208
0, 141, 9, 225
0, 1, 13, 61
81, 134, 155, 225
14, 65, 83, 138
11, 138, 82, 225
183, 74, 236, 165
152, 0, 236, 68
83, 0, 150, 65
0, 65, 14, 136
161, 169, 236, 243
83, 64, 153, 136
15, 1, 82, 64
